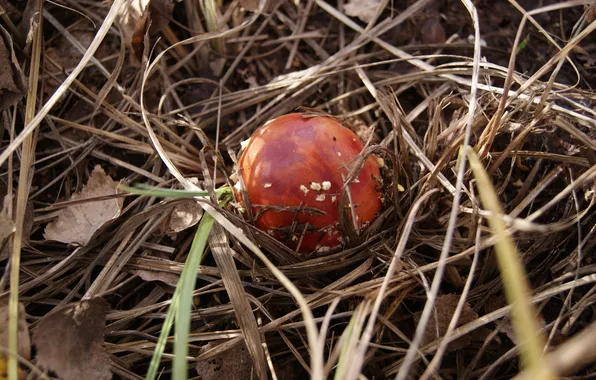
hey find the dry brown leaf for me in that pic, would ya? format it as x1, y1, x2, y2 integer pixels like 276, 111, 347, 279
166, 199, 203, 234
344, 0, 383, 24
45, 30, 95, 71
0, 25, 27, 111
420, 17, 446, 45
135, 269, 179, 287
33, 297, 111, 380
0, 184, 34, 261
44, 165, 123, 246
43, 25, 112, 99
414, 294, 481, 351
196, 342, 253, 380
119, 0, 175, 60
0, 197, 15, 253
0, 298, 31, 361
586, 3, 596, 23
239, 0, 259, 11
17, 0, 41, 52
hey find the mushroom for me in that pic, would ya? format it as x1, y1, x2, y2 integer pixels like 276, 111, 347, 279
235, 113, 382, 254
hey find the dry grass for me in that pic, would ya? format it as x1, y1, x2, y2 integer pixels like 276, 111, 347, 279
1, 0, 596, 379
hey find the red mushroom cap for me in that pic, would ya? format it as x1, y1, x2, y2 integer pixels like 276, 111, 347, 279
236, 113, 382, 254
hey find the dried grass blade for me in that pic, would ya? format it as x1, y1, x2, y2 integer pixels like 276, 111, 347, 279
334, 300, 371, 380
92, 27, 126, 116
397, 1, 482, 377
198, 148, 267, 379
8, 2, 42, 377
466, 147, 551, 378
208, 223, 268, 380
513, 321, 596, 379
199, 0, 224, 55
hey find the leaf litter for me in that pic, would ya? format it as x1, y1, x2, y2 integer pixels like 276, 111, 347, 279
0, 25, 27, 111
0, 298, 31, 367
165, 199, 203, 234
0, 184, 33, 261
414, 293, 489, 352
344, 0, 383, 24
44, 165, 123, 246
32, 297, 111, 380
0, 197, 15, 254
118, 0, 176, 61
196, 342, 252, 380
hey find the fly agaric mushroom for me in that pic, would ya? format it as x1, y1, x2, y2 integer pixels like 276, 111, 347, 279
234, 113, 382, 254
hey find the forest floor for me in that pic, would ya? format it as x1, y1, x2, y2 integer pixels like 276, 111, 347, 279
0, 1, 595, 379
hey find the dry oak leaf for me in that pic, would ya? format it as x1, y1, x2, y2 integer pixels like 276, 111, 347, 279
44, 165, 123, 246
166, 199, 203, 234
196, 342, 252, 380
0, 198, 15, 254
0, 297, 30, 380
33, 297, 111, 380
0, 183, 34, 260
0, 298, 31, 361
344, 0, 383, 24
135, 269, 179, 287
414, 294, 484, 351
0, 25, 27, 111
239, 0, 259, 11
118, 0, 176, 57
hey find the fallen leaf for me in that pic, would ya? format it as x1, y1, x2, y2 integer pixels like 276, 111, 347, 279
135, 269, 179, 287
166, 199, 203, 234
239, 0, 259, 11
0, 298, 31, 360
0, 25, 27, 111
0, 184, 35, 261
344, 0, 383, 24
0, 197, 16, 253
420, 17, 446, 45
45, 30, 95, 70
33, 298, 111, 380
586, 3, 596, 23
44, 165, 123, 246
43, 25, 112, 99
119, 0, 176, 60
196, 342, 253, 380
18, 0, 41, 52
131, 6, 151, 62
414, 294, 483, 351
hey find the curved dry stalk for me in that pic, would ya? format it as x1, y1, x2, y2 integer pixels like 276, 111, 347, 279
138, 14, 324, 379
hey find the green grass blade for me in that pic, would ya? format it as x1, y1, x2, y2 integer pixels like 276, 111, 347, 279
146, 287, 180, 380
121, 184, 231, 200
145, 214, 214, 380
120, 184, 210, 199
334, 301, 369, 380
334, 316, 356, 380
173, 213, 214, 379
